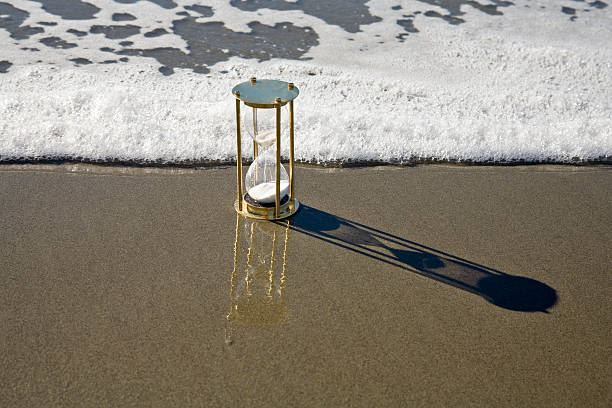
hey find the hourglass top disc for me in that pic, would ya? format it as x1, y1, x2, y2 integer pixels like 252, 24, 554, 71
232, 79, 299, 108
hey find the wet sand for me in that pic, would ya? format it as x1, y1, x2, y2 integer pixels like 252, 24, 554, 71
0, 164, 610, 407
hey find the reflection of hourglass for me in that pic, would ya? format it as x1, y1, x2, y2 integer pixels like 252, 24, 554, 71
225, 214, 291, 343
232, 78, 300, 220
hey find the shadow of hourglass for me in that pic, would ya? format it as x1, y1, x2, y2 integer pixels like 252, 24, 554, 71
290, 206, 557, 313
225, 214, 292, 344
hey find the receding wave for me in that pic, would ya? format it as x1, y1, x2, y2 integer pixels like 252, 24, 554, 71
0, 0, 610, 165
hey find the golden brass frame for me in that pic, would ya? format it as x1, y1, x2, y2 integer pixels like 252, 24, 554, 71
233, 79, 300, 220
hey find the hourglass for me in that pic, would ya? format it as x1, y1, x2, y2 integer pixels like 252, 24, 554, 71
232, 78, 300, 220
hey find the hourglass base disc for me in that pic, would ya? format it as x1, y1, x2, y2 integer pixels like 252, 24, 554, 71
234, 197, 300, 220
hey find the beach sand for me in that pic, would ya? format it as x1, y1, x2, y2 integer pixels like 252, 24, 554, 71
0, 163, 610, 407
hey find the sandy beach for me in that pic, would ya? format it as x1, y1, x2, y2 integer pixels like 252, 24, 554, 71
2, 1, 611, 405
0, 163, 610, 407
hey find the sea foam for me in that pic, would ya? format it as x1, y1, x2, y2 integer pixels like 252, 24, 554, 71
0, 0, 610, 164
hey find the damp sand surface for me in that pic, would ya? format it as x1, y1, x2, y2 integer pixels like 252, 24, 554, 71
0, 164, 610, 407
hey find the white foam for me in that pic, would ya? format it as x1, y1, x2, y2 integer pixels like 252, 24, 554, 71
0, 0, 610, 164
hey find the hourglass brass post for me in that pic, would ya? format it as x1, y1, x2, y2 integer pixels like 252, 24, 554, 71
252, 108, 258, 159
289, 98, 295, 202
275, 97, 282, 218
235, 91, 243, 212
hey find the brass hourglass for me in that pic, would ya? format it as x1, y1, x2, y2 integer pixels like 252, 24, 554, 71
232, 78, 300, 220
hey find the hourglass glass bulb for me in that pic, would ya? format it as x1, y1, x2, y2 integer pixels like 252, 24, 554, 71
244, 150, 289, 204
243, 105, 288, 149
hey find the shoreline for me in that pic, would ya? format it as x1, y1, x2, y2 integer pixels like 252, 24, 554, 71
1, 157, 611, 170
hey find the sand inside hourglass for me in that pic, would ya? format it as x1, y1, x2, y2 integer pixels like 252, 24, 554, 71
248, 180, 289, 203
254, 129, 277, 148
